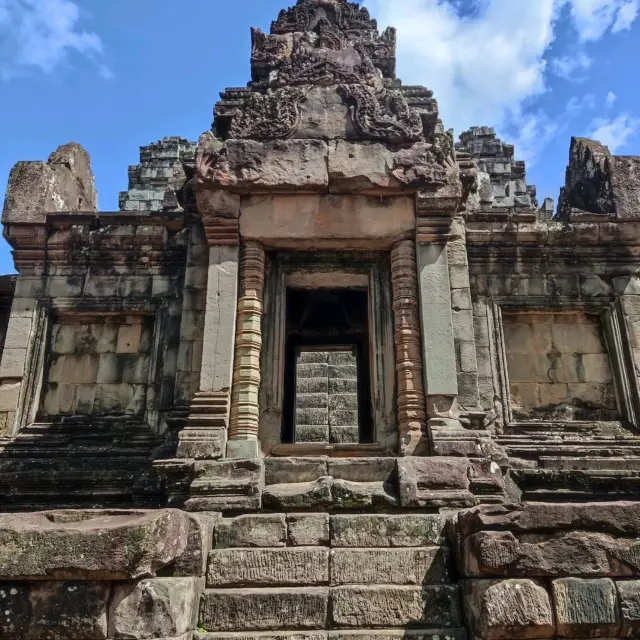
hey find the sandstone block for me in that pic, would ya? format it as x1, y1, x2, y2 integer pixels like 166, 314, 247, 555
328, 632, 465, 640
398, 457, 474, 508
458, 502, 640, 539
264, 457, 328, 485
287, 514, 329, 546
330, 514, 447, 547
328, 458, 396, 483
330, 547, 451, 585
187, 459, 263, 512
109, 577, 200, 639
617, 580, 640, 637
330, 585, 461, 628
207, 547, 329, 587
0, 581, 109, 639
462, 529, 640, 578
196, 633, 326, 640
0, 509, 189, 580
463, 579, 554, 639
333, 477, 398, 509
552, 578, 619, 638
208, 139, 328, 193
171, 513, 217, 578
215, 514, 286, 548
199, 587, 329, 631
2, 142, 97, 225
263, 477, 332, 510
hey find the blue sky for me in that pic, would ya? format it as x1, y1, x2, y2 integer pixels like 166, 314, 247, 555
0, 0, 639, 274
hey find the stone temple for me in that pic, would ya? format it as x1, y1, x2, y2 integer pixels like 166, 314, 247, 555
2, 0, 640, 638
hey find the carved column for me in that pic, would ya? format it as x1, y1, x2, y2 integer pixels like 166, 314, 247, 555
391, 240, 429, 455
227, 241, 266, 459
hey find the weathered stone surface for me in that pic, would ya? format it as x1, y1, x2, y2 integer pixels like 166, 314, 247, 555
330, 548, 451, 585
332, 478, 398, 509
463, 529, 640, 578
264, 457, 327, 485
398, 458, 474, 508
612, 155, 640, 219
208, 547, 329, 587
263, 477, 332, 510
214, 514, 286, 548
240, 194, 415, 249
109, 577, 200, 639
331, 514, 447, 547
187, 459, 264, 512
196, 634, 327, 640
171, 513, 217, 578
0, 581, 110, 639
463, 579, 554, 639
0, 509, 189, 580
459, 502, 640, 538
206, 140, 328, 193
330, 585, 461, 628
552, 578, 619, 638
617, 580, 640, 637
328, 632, 466, 640
328, 141, 446, 193
327, 458, 397, 483
288, 514, 329, 546
3, 142, 97, 225
200, 588, 329, 631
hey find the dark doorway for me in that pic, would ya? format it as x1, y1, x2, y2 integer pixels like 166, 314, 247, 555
282, 288, 374, 444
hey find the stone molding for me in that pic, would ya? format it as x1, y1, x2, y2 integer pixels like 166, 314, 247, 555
390, 240, 428, 455
228, 241, 266, 450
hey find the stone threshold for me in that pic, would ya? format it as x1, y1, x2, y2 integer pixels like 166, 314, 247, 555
270, 443, 386, 458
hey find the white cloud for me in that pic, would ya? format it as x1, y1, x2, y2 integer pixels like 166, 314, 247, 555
568, 0, 639, 40
367, 0, 639, 164
0, 0, 107, 80
550, 51, 592, 80
606, 91, 617, 106
613, 0, 640, 30
589, 113, 640, 151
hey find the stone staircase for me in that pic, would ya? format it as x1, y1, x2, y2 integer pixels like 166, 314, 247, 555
499, 421, 640, 500
0, 417, 164, 511
194, 511, 466, 639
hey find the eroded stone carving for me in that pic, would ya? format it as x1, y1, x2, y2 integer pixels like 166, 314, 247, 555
337, 84, 423, 144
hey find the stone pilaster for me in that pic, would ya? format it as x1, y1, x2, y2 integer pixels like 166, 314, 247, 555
227, 241, 266, 459
177, 204, 241, 459
391, 240, 429, 455
415, 212, 461, 428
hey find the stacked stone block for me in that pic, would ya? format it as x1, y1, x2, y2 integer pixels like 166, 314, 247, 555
198, 511, 465, 638
40, 315, 153, 418
460, 502, 640, 639
119, 137, 196, 212
457, 126, 538, 210
503, 311, 618, 421
295, 349, 359, 444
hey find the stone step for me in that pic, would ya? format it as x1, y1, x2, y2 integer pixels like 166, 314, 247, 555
195, 630, 466, 639
205, 546, 452, 588
199, 586, 462, 632
511, 467, 640, 500
538, 456, 640, 471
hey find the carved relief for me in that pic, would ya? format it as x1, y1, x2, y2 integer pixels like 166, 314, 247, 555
391, 240, 428, 455
229, 88, 308, 140
338, 84, 423, 144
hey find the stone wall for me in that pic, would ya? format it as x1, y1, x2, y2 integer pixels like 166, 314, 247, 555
460, 502, 640, 639
504, 311, 618, 421
40, 314, 154, 418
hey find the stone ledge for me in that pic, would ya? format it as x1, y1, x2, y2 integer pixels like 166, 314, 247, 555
0, 509, 191, 581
